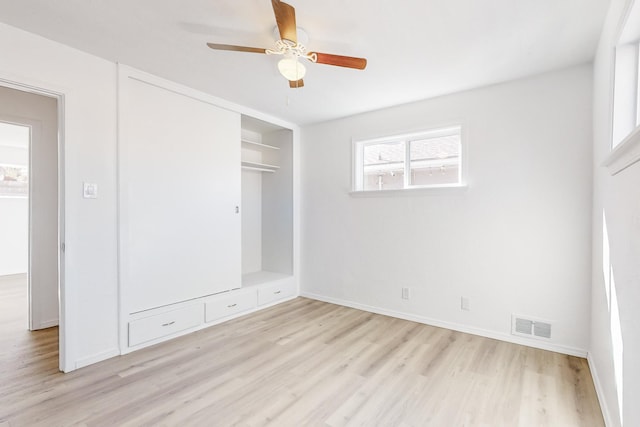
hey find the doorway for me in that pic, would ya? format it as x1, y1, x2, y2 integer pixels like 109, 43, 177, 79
0, 84, 61, 369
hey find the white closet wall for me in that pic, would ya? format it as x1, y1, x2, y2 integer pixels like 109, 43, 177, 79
241, 141, 263, 274
261, 129, 293, 275
240, 118, 294, 285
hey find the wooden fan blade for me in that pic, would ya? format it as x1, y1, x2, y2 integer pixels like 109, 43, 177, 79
310, 52, 367, 70
272, 0, 297, 44
289, 79, 304, 88
206, 43, 267, 54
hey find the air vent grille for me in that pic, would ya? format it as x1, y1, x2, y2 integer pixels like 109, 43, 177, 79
512, 315, 552, 340
533, 321, 552, 339
515, 318, 533, 335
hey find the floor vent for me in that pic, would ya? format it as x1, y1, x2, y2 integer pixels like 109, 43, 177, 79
512, 315, 552, 340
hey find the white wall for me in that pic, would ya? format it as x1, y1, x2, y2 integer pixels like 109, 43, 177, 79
0, 144, 28, 276
590, 0, 640, 425
0, 198, 28, 275
301, 65, 593, 356
0, 23, 119, 371
242, 148, 264, 275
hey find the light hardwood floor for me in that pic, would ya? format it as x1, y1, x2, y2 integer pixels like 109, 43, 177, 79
0, 276, 604, 426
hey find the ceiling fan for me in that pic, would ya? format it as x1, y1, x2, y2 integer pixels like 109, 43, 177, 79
206, 0, 367, 88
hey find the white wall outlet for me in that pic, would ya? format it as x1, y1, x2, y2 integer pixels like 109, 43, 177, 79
83, 182, 98, 199
461, 297, 470, 311
402, 287, 410, 300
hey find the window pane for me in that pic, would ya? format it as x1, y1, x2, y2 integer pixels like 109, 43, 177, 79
409, 134, 460, 186
612, 43, 639, 147
363, 141, 405, 191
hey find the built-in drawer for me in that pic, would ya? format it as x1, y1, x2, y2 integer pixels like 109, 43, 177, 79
128, 304, 203, 347
257, 279, 296, 306
205, 289, 257, 323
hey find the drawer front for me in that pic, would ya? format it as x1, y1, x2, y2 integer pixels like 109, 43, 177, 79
129, 304, 203, 347
257, 280, 296, 306
205, 290, 257, 323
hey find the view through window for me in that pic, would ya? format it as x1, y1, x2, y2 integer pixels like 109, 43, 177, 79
355, 126, 462, 192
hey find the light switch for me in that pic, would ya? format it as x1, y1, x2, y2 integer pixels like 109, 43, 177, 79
83, 182, 98, 199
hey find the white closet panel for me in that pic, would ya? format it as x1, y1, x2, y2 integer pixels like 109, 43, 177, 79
120, 76, 241, 313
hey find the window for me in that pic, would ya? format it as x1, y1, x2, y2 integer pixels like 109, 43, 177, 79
612, 1, 640, 148
353, 126, 463, 192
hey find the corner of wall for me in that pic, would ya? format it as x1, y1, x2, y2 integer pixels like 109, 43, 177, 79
587, 352, 614, 427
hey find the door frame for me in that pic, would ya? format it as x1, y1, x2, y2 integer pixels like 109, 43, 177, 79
0, 78, 66, 371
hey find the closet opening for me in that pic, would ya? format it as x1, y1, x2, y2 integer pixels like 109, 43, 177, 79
240, 115, 293, 288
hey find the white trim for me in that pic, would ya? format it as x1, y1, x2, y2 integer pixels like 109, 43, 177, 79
27, 119, 38, 332
608, 46, 618, 155
292, 122, 301, 299
610, 0, 640, 152
115, 62, 123, 360
352, 124, 463, 146
617, 0, 640, 44
602, 124, 640, 174
300, 291, 588, 358
75, 348, 120, 370
55, 93, 67, 372
587, 352, 615, 427
0, 273, 28, 280
349, 184, 468, 197
0, 195, 28, 199
36, 318, 60, 329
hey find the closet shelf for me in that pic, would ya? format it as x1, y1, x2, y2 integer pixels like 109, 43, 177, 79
242, 271, 292, 287
241, 139, 280, 150
241, 161, 280, 173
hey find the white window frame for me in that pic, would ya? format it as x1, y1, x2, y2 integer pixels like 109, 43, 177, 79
352, 125, 466, 193
604, 0, 640, 175
612, 39, 640, 148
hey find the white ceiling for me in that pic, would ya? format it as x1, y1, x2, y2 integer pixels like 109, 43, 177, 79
0, 0, 609, 125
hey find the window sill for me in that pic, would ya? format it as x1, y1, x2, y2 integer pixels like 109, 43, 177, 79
603, 125, 640, 175
349, 184, 468, 197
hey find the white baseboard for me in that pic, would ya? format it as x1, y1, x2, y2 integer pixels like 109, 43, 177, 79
74, 348, 120, 371
587, 352, 614, 427
35, 318, 59, 329
0, 272, 28, 280
300, 291, 588, 358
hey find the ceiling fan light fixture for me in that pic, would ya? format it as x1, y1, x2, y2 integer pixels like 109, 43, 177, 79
278, 57, 306, 81
206, 1, 367, 87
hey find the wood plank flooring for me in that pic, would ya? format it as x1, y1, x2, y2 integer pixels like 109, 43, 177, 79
0, 276, 604, 426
